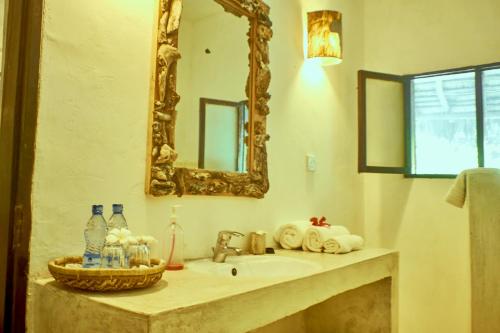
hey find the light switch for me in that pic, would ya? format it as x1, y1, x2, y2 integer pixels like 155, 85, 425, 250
306, 154, 317, 172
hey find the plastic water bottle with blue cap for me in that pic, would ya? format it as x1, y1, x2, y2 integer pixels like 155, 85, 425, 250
82, 205, 108, 268
108, 204, 128, 230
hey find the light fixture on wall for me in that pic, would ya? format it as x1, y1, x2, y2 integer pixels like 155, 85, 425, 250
307, 10, 342, 66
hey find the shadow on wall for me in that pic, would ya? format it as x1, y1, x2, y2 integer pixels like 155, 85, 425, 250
378, 176, 413, 248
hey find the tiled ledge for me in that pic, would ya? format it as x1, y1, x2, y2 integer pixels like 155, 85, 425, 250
29, 248, 398, 333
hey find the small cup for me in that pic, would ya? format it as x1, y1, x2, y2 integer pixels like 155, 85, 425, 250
101, 244, 125, 269
250, 231, 266, 255
128, 243, 151, 267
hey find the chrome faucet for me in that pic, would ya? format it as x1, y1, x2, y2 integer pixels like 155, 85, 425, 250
212, 231, 244, 263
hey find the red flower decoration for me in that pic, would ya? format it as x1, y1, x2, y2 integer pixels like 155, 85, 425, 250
310, 216, 330, 227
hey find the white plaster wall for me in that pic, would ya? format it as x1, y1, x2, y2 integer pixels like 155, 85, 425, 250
30, 0, 365, 276
30, 0, 158, 273
361, 0, 500, 332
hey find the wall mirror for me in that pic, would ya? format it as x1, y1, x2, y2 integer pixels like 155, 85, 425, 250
146, 0, 272, 198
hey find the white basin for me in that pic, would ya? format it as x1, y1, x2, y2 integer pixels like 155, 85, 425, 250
186, 255, 322, 278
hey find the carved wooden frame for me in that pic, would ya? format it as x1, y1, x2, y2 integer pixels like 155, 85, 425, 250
146, 0, 272, 198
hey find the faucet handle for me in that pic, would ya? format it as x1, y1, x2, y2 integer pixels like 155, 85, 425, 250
218, 230, 244, 240
217, 231, 244, 245
223, 231, 244, 237
212, 231, 245, 262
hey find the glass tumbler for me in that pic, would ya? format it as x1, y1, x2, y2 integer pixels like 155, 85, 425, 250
127, 244, 151, 268
101, 244, 125, 269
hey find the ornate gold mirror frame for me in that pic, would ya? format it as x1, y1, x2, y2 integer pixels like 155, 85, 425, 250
146, 0, 272, 198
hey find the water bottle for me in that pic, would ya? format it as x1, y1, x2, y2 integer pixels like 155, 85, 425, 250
108, 204, 128, 230
83, 205, 108, 268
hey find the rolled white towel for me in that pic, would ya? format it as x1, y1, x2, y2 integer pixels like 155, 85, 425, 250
324, 234, 364, 254
302, 226, 351, 252
273, 220, 311, 250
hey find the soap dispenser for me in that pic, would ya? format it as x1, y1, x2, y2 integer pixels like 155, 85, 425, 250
164, 205, 184, 270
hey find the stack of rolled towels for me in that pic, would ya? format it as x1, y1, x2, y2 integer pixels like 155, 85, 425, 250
273, 220, 364, 254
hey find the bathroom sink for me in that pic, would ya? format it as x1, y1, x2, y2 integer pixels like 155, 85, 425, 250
186, 255, 322, 278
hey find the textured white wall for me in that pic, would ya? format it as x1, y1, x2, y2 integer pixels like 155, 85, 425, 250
362, 0, 500, 332
30, 0, 364, 275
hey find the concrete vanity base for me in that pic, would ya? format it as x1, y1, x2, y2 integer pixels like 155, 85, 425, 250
251, 278, 391, 333
29, 248, 398, 333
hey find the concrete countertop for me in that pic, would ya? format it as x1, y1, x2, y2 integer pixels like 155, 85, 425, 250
30, 248, 398, 333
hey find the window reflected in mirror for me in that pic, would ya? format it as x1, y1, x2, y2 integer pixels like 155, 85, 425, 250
198, 98, 248, 172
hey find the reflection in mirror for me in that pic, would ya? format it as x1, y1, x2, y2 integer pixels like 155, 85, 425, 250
175, 0, 249, 172
198, 98, 248, 172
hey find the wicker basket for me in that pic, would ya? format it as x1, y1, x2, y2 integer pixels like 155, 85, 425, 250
48, 256, 166, 291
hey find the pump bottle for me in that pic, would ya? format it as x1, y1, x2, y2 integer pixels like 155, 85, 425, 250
164, 205, 184, 270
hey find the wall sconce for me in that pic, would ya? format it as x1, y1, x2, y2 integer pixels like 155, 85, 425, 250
307, 10, 342, 66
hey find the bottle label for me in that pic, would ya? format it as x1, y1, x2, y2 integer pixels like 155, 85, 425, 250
102, 253, 123, 268
83, 252, 101, 268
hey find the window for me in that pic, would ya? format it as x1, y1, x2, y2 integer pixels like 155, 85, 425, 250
358, 62, 500, 177
484, 68, 500, 168
411, 72, 478, 175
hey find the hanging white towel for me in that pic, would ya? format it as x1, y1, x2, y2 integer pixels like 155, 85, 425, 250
445, 168, 500, 333
302, 225, 351, 252
273, 220, 311, 249
445, 170, 467, 207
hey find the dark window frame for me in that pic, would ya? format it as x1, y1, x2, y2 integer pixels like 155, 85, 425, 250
357, 70, 411, 174
358, 61, 500, 178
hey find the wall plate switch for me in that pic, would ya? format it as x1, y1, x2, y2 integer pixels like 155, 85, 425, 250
306, 154, 317, 172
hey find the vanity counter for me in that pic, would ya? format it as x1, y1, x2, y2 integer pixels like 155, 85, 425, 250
30, 248, 398, 333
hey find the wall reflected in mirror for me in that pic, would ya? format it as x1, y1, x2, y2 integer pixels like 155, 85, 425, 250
175, 0, 249, 173
198, 98, 248, 172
